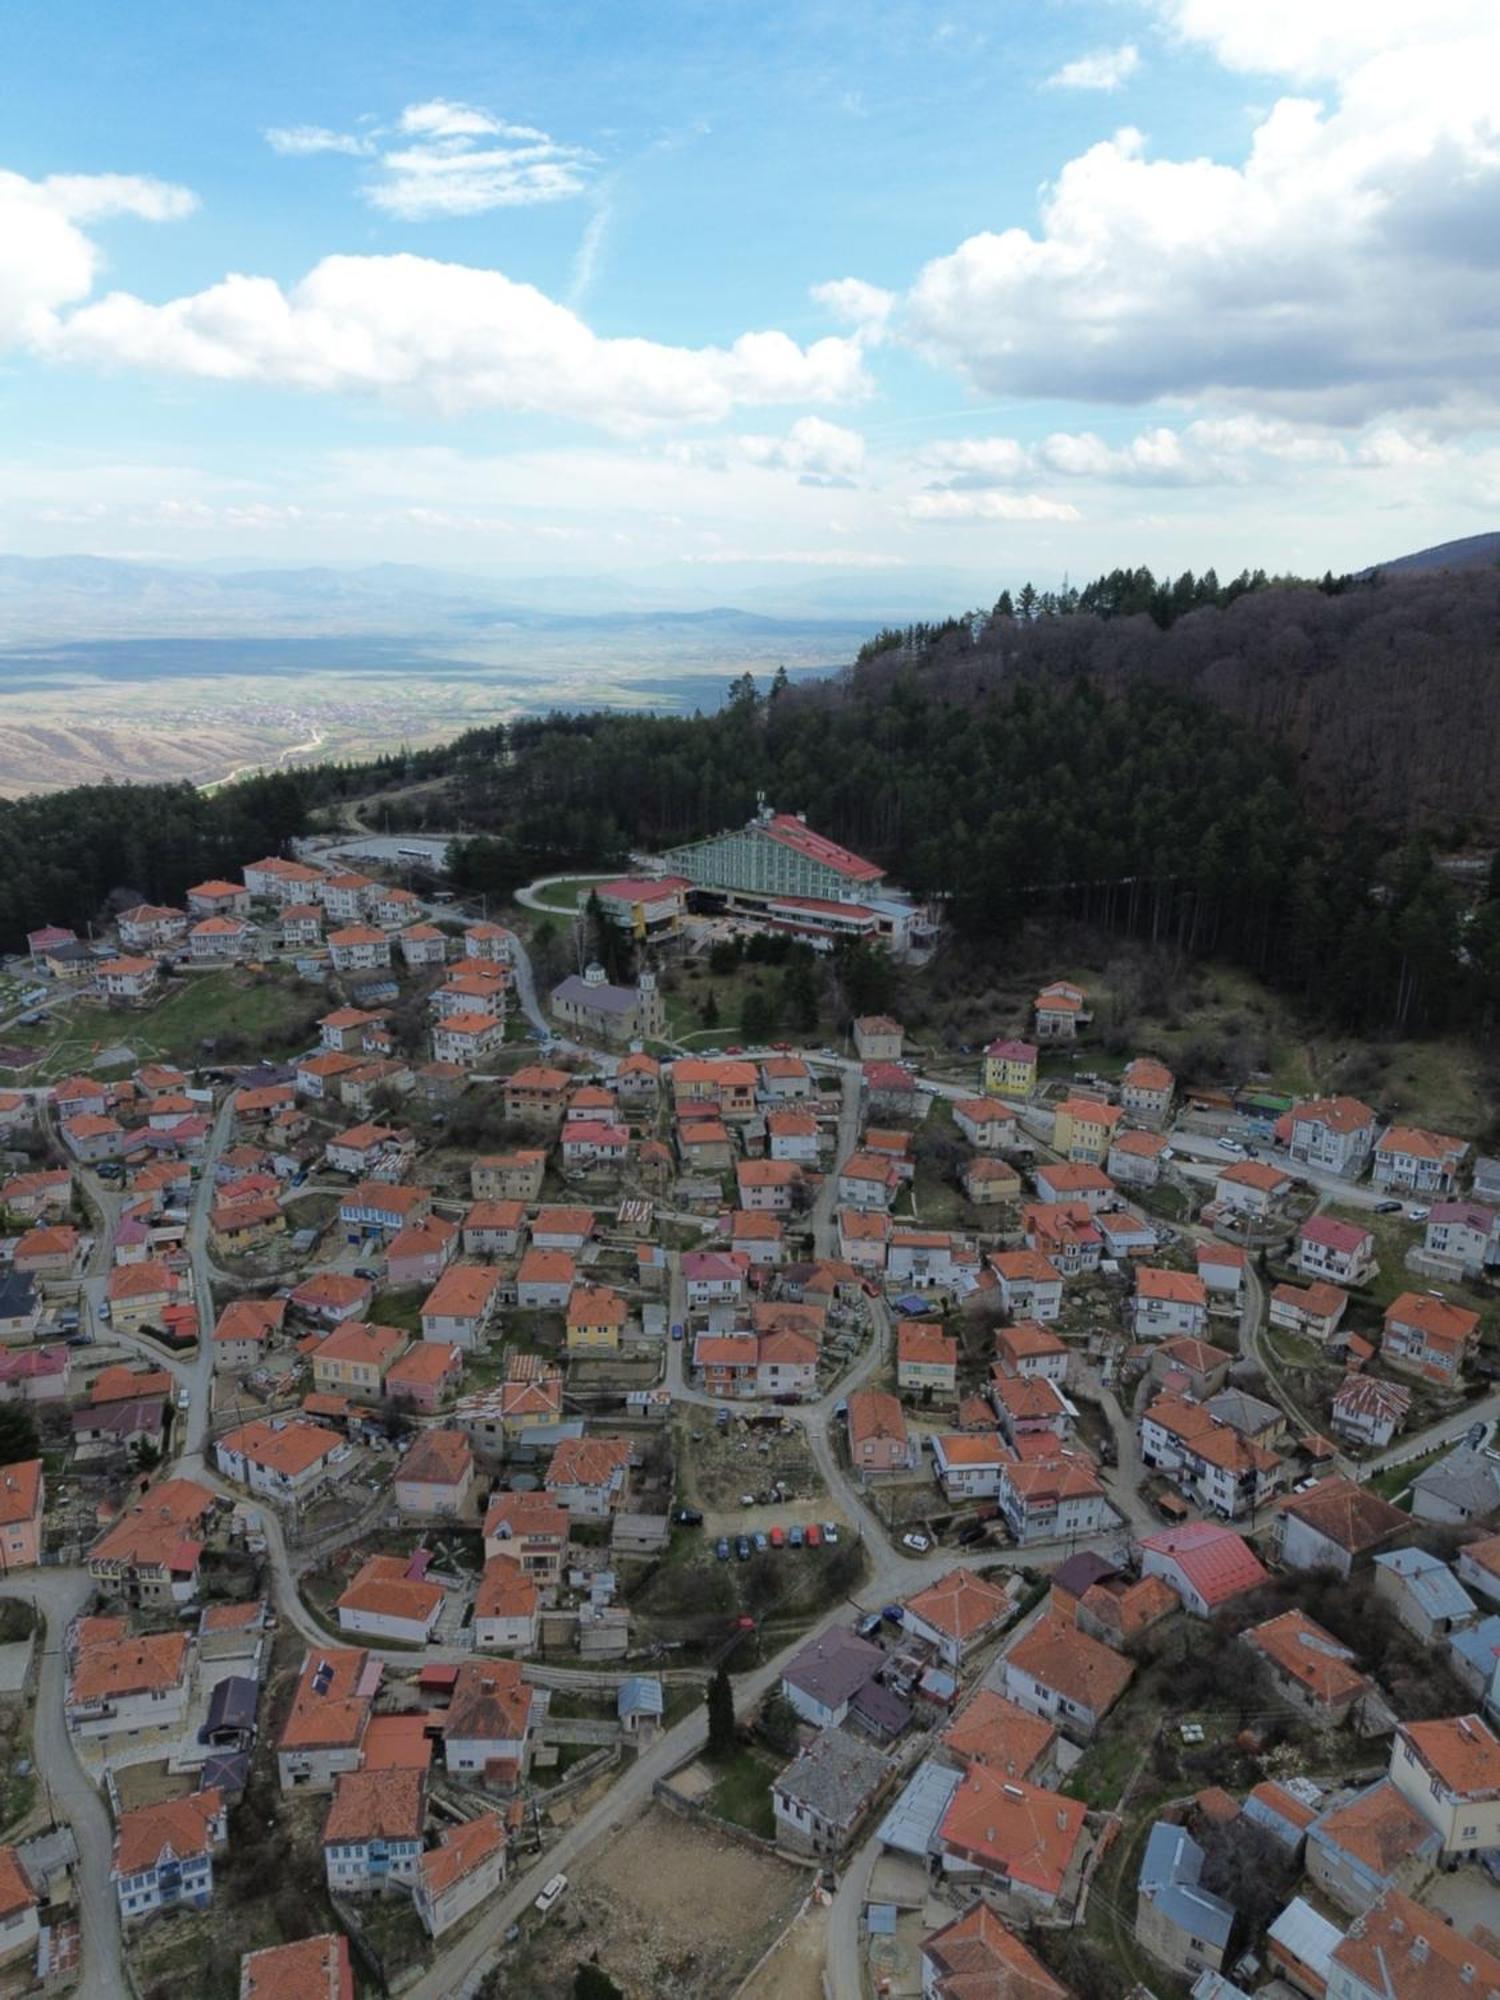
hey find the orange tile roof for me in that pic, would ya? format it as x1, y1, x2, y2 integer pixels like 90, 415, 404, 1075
1136, 1266, 1208, 1304
517, 1247, 575, 1287
1385, 1291, 1481, 1346
566, 1284, 628, 1327
278, 1647, 378, 1752
1333, 1890, 1500, 2000
1275, 1475, 1407, 1554
71, 1628, 189, 1704
113, 1788, 221, 1876
547, 1435, 630, 1490
220, 1418, 343, 1478
898, 1321, 958, 1369
106, 1258, 176, 1301
418, 1811, 505, 1899
475, 1553, 538, 1622
336, 1553, 443, 1626
1123, 1057, 1174, 1091
90, 1476, 215, 1573
941, 1689, 1057, 1781
1294, 1094, 1376, 1134
240, 1934, 353, 2000
359, 1713, 434, 1772
1004, 1613, 1133, 1715
923, 1900, 1068, 2000
465, 1199, 526, 1232
1246, 1608, 1368, 1706
938, 1764, 1086, 1897
387, 1341, 462, 1387
1397, 1714, 1500, 1797
1218, 1159, 1291, 1192
213, 1298, 285, 1345
0, 1460, 40, 1529
315, 1319, 406, 1370
322, 1767, 425, 1844
398, 1428, 472, 1487
0, 1848, 33, 1923
1311, 1779, 1436, 1874
484, 1490, 568, 1543
989, 1250, 1062, 1284
905, 1568, 1010, 1643
847, 1388, 908, 1453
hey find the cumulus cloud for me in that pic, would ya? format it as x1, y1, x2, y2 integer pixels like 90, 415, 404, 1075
900, 16, 1500, 428
0, 167, 194, 349
40, 251, 869, 432
907, 490, 1081, 523
1148, 0, 1491, 83
265, 126, 375, 158
812, 277, 896, 340
671, 415, 867, 483
1045, 44, 1140, 91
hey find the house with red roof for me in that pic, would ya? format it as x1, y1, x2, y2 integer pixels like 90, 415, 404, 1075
932, 1431, 1013, 1503
903, 1569, 1012, 1667
1132, 1267, 1209, 1340
1382, 1290, 1481, 1386
113, 1788, 225, 1922
1373, 1125, 1469, 1197
1287, 1095, 1378, 1179
922, 1902, 1068, 2000
1138, 1521, 1270, 1618
846, 1389, 917, 1475
936, 1764, 1088, 1909
986, 1250, 1063, 1321
1296, 1214, 1375, 1286
896, 1320, 958, 1396
414, 1811, 508, 1939
996, 1450, 1114, 1546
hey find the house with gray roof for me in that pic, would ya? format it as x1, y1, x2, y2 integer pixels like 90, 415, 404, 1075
780, 1626, 883, 1730
1446, 1613, 1500, 1697
1136, 1822, 1236, 1978
549, 966, 665, 1048
1410, 1444, 1500, 1527
1203, 1387, 1283, 1447
1372, 1547, 1477, 1644
772, 1726, 892, 1858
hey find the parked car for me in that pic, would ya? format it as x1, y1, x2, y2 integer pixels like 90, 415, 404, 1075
674, 1507, 703, 1527
881, 1603, 905, 1625
821, 1522, 839, 1545
1375, 1200, 1403, 1213
957, 1520, 987, 1546
734, 1536, 752, 1562
534, 1874, 569, 1916
1216, 1136, 1245, 1154
671, 1323, 684, 1341
902, 1531, 931, 1553
1406, 1205, 1430, 1221
176, 1387, 190, 1412
804, 1523, 822, 1548
752, 1531, 768, 1554
769, 1525, 785, 1549
788, 1525, 805, 1548
714, 1537, 731, 1561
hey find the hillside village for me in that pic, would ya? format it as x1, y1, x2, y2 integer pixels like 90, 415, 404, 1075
0, 810, 1492, 2000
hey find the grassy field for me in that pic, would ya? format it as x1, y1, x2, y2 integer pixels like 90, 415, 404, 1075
522, 876, 611, 912
663, 957, 827, 1047
704, 1744, 779, 1838
1, 968, 319, 1079
1327, 1203, 1494, 1320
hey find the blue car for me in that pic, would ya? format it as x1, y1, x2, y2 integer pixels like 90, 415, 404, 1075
715, 1538, 731, 1561
735, 1536, 752, 1562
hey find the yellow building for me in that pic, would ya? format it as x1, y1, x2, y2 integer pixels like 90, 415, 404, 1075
565, 1285, 628, 1354
1051, 1097, 1125, 1166
982, 1038, 1039, 1099
312, 1320, 407, 1402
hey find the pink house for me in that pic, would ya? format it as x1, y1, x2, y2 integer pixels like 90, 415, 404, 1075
0, 1461, 44, 1570
846, 1389, 917, 1474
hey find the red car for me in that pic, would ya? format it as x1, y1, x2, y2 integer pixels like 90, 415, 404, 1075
769, 1525, 786, 1549
804, 1523, 823, 1548
724, 1044, 743, 1054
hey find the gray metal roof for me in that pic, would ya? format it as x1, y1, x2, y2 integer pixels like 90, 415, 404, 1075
1139, 1822, 1236, 1951
1373, 1547, 1477, 1623
1268, 1897, 1344, 1977
773, 1727, 890, 1826
552, 975, 640, 1015
1413, 1444, 1500, 1515
876, 1758, 962, 1857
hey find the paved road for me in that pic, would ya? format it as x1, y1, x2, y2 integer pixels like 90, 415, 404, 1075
2, 1569, 121, 2000
1166, 1129, 1394, 1212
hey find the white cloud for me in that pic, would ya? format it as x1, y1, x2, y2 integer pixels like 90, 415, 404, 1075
812, 277, 896, 340
0, 168, 194, 349
907, 490, 1081, 523
373, 99, 588, 218
1045, 44, 1140, 91
39, 251, 869, 432
1148, 0, 1491, 83
265, 126, 375, 158
899, 15, 1500, 427
672, 415, 867, 482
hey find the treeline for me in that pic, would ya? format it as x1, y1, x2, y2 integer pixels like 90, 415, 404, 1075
0, 773, 306, 953
855, 561, 1358, 663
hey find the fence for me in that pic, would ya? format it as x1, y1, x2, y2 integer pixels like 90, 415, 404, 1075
541, 1742, 621, 1806
650, 1776, 797, 1863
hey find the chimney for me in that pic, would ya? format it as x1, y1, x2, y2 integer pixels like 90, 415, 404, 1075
1414, 1939, 1429, 1963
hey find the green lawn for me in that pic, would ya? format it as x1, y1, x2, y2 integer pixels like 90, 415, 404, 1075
1366, 1444, 1451, 1502
523, 876, 611, 912
7, 968, 320, 1078
1327, 1204, 1493, 1322
369, 1287, 425, 1335
704, 1744, 778, 1838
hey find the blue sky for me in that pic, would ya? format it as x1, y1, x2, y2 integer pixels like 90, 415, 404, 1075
1, 0, 1496, 610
